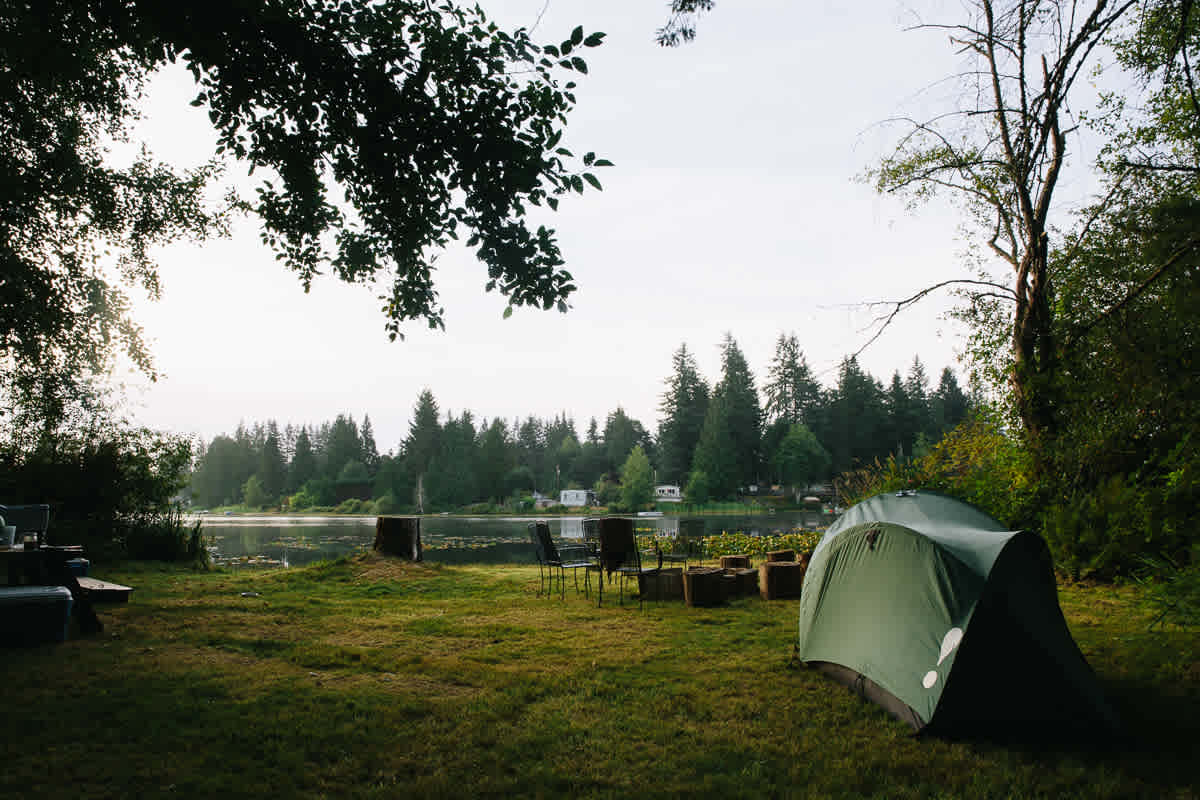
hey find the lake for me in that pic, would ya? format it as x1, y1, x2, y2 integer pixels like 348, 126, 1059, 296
194, 512, 827, 569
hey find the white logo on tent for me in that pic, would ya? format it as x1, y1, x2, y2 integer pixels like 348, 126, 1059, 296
922, 627, 964, 689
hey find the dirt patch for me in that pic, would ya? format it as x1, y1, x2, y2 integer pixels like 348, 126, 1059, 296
351, 551, 441, 582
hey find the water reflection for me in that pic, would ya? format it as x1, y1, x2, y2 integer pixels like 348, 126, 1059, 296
195, 512, 822, 569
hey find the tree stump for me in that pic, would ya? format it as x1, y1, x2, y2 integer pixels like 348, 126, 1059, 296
719, 554, 751, 570
728, 567, 759, 597
759, 561, 805, 600
639, 567, 684, 601
684, 567, 726, 607
767, 549, 795, 562
374, 516, 423, 561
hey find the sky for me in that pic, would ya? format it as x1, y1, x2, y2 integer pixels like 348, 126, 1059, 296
122, 0, 998, 452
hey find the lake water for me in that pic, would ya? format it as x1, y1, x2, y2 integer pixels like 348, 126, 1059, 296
194, 512, 827, 569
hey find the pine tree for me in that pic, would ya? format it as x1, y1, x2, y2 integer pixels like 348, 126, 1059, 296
258, 421, 286, 504
289, 427, 318, 493
690, 334, 762, 498
763, 332, 821, 427
657, 343, 710, 486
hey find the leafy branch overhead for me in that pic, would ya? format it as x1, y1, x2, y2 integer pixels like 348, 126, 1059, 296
1, 1, 612, 395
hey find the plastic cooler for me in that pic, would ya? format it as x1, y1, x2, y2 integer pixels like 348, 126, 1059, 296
0, 585, 73, 645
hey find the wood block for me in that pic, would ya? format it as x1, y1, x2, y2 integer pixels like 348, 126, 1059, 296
639, 568, 684, 601
759, 561, 806, 600
684, 567, 726, 607
767, 549, 795, 562
719, 554, 751, 570
728, 567, 759, 597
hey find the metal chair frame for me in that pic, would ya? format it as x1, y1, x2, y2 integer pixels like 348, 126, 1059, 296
529, 522, 593, 599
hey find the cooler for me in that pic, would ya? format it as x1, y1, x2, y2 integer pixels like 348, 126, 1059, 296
0, 585, 73, 645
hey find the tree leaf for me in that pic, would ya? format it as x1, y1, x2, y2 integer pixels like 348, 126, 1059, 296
583, 173, 602, 191
584, 32, 606, 47
593, 159, 614, 167
570, 26, 584, 45
503, 305, 513, 319
571, 57, 587, 74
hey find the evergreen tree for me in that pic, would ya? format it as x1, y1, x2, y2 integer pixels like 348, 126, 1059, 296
405, 390, 441, 501
428, 412, 479, 508
324, 414, 362, 481
359, 415, 380, 476
258, 421, 286, 505
476, 418, 512, 503
763, 332, 821, 427
772, 423, 832, 495
691, 334, 762, 497
885, 371, 913, 460
603, 407, 649, 476
930, 368, 971, 436
289, 427, 318, 494
905, 356, 933, 441
826, 356, 887, 473
657, 343, 710, 485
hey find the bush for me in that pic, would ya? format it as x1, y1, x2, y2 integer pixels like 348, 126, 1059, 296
373, 491, 398, 515
123, 505, 210, 567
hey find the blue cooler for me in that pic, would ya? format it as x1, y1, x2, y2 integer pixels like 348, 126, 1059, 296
66, 558, 89, 577
0, 585, 73, 645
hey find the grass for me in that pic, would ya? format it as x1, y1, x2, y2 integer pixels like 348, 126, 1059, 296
1, 557, 1197, 799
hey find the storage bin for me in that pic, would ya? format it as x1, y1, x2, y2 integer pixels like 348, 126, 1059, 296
0, 585, 73, 645
66, 558, 89, 577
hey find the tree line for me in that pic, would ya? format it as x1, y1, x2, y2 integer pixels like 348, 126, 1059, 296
187, 332, 972, 512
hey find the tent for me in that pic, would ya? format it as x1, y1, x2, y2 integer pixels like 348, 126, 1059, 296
796, 491, 1120, 737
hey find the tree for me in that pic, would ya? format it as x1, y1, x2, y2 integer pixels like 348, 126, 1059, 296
870, 0, 1138, 450
773, 423, 831, 496
323, 414, 361, 482
288, 427, 318, 493
2, 1, 610, 430
825, 357, 886, 474
930, 368, 971, 436
476, 418, 512, 503
657, 343, 710, 485
359, 415, 380, 477
242, 474, 267, 509
258, 421, 286, 505
405, 390, 441, 490
691, 334, 762, 498
603, 407, 650, 476
619, 445, 655, 510
763, 333, 820, 428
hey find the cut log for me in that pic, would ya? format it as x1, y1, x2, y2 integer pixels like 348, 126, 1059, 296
639, 567, 684, 601
684, 566, 726, 607
727, 567, 759, 597
374, 516, 423, 560
719, 554, 751, 570
759, 560, 805, 600
767, 549, 795, 563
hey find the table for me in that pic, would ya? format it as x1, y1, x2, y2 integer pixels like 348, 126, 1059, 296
0, 544, 102, 634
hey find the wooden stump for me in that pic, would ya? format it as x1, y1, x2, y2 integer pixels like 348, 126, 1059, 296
728, 567, 759, 597
374, 516, 423, 561
684, 567, 726, 607
719, 554, 751, 570
639, 568, 684, 601
767, 549, 796, 563
759, 561, 805, 600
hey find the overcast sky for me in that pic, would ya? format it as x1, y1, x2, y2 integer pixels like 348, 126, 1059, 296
122, 0, 1006, 451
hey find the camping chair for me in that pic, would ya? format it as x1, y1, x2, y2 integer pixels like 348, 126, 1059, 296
529, 522, 593, 599
595, 517, 661, 609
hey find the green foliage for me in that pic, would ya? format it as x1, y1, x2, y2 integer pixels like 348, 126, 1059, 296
123, 505, 210, 567
657, 343, 710, 485
684, 469, 711, 505
242, 474, 267, 509
373, 491, 399, 515
0, 419, 199, 563
619, 445, 654, 511
772, 423, 831, 491
333, 498, 373, 515
697, 529, 822, 559
836, 417, 1036, 531
1138, 556, 1200, 629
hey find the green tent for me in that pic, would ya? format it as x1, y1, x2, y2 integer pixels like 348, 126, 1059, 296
796, 491, 1120, 737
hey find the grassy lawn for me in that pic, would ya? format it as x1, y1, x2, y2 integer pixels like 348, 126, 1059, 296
1, 556, 1197, 799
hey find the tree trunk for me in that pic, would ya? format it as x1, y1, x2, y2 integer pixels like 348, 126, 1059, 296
374, 516, 423, 560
